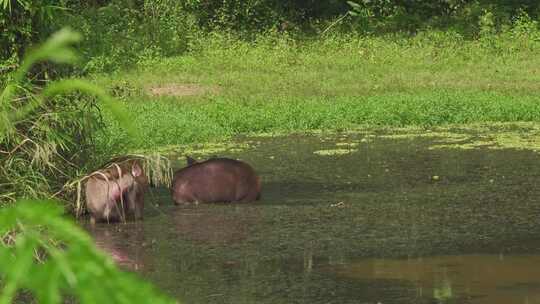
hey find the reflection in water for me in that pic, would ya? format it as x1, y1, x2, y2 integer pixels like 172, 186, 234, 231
86, 205, 260, 270
87, 222, 150, 271
172, 206, 259, 245
329, 254, 540, 304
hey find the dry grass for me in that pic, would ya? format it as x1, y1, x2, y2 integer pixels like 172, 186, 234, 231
147, 83, 220, 97
64, 153, 173, 217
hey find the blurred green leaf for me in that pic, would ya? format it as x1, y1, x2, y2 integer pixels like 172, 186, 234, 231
0, 200, 176, 304
347, 1, 361, 9
14, 28, 81, 86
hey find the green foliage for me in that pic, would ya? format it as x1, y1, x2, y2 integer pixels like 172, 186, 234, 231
0, 0, 66, 76
1, 0, 199, 73
0, 28, 134, 205
0, 200, 176, 303
58, 0, 198, 73
345, 0, 540, 35
479, 8, 496, 36
183, 0, 283, 31
4, 0, 539, 74
181, 0, 347, 31
4, 0, 540, 76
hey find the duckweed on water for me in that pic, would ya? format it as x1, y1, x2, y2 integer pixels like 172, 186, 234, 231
313, 148, 358, 156
378, 131, 470, 141
372, 123, 540, 153
135, 141, 258, 160
335, 142, 359, 147
179, 142, 257, 158
135, 123, 540, 162
426, 131, 540, 152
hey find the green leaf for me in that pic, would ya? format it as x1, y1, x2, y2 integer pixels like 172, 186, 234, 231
347, 1, 362, 9
13, 28, 81, 86
0, 236, 37, 304
38, 79, 137, 138
0, 200, 176, 303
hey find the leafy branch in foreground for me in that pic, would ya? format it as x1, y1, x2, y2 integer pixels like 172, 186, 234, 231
0, 200, 176, 304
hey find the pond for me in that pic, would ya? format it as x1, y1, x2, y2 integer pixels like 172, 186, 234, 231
85, 126, 540, 304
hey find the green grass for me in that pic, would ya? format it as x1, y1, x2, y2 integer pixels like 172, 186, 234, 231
92, 31, 540, 150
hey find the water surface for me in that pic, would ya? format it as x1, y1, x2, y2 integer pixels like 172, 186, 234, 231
85, 130, 540, 303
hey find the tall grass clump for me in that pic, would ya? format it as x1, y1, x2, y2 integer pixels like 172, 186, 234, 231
0, 28, 133, 206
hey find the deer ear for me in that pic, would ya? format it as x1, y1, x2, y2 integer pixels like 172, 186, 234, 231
186, 156, 197, 166
131, 163, 142, 177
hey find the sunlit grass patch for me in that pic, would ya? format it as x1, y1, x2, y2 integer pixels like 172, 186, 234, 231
335, 142, 359, 147
313, 148, 358, 156
92, 32, 540, 150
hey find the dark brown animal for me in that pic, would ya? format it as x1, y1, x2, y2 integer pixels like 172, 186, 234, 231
85, 159, 148, 223
171, 157, 261, 204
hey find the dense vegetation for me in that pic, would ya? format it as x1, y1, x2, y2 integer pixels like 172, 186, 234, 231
0, 27, 135, 206
2, 0, 540, 303
3, 0, 540, 73
0, 30, 173, 303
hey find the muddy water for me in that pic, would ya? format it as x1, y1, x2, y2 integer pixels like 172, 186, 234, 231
329, 254, 540, 304
85, 131, 540, 304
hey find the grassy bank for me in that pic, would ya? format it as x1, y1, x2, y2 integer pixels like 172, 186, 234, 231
94, 31, 540, 150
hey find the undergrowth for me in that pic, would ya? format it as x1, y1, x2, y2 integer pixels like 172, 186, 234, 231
0, 28, 135, 206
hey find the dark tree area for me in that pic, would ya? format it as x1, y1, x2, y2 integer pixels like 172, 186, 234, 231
2, 0, 540, 74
